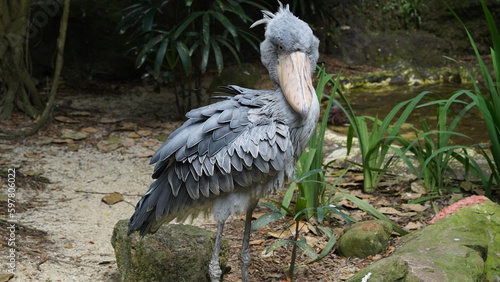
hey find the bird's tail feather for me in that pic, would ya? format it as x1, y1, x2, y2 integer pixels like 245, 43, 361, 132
128, 172, 211, 236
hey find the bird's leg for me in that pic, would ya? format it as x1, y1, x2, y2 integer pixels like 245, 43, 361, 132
209, 223, 224, 282
240, 202, 258, 282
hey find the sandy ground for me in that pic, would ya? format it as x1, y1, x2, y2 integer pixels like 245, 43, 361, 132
0, 88, 226, 281
3, 145, 150, 281
1, 86, 352, 282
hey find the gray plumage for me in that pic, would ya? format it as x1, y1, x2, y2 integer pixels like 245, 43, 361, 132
128, 4, 320, 282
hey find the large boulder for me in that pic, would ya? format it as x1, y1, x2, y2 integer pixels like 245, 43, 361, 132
347, 199, 500, 281
111, 219, 228, 282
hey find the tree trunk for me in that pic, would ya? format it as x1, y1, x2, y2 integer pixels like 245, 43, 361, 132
0, 0, 43, 120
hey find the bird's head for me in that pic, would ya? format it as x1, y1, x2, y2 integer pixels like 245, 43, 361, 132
251, 3, 319, 117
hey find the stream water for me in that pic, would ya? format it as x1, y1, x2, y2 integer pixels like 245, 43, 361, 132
344, 84, 489, 147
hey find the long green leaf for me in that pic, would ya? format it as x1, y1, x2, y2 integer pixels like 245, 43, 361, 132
308, 226, 337, 264
210, 37, 223, 73
175, 41, 191, 73
335, 193, 408, 235
251, 212, 282, 232
210, 11, 238, 37
173, 11, 203, 39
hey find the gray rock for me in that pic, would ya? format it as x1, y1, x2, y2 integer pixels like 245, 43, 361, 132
338, 219, 393, 258
111, 219, 228, 282
347, 200, 500, 282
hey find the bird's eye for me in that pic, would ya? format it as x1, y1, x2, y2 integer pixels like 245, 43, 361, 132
278, 45, 284, 51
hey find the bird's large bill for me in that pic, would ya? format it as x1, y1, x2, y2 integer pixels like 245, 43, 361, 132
277, 52, 314, 117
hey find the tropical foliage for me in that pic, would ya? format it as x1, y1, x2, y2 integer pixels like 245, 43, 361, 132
118, 0, 265, 116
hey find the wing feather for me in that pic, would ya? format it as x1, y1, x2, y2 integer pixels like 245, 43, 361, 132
129, 89, 299, 236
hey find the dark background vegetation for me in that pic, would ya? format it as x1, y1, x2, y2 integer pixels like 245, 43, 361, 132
28, 0, 500, 84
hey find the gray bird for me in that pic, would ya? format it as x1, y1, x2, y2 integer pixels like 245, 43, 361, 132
128, 4, 320, 282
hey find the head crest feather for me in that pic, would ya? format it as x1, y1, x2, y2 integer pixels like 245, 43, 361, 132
250, 2, 291, 29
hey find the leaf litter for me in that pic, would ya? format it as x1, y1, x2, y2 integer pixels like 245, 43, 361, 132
0, 82, 479, 281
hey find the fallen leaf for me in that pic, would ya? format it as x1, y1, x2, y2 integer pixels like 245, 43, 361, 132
122, 138, 135, 147
137, 152, 154, 158
114, 122, 136, 131
61, 129, 87, 140
108, 137, 123, 144
52, 138, 75, 144
250, 239, 265, 245
97, 141, 121, 152
405, 221, 423, 230
252, 212, 267, 219
37, 136, 53, 145
269, 230, 291, 239
137, 129, 152, 136
102, 192, 124, 205
128, 132, 141, 138
460, 181, 475, 191
67, 144, 79, 151
377, 207, 400, 215
0, 274, 14, 281
141, 139, 159, 147
100, 117, 120, 124
304, 235, 319, 247
24, 151, 44, 159
378, 207, 417, 217
68, 111, 92, 116
55, 115, 79, 123
290, 221, 309, 234
401, 192, 422, 200
81, 127, 98, 134
401, 203, 428, 212
410, 181, 428, 194
23, 170, 45, 176
155, 135, 168, 142
64, 246, 74, 249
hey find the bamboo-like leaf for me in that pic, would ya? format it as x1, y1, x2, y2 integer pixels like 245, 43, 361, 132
295, 237, 318, 260
173, 11, 203, 39
216, 36, 241, 65
210, 11, 238, 37
251, 212, 282, 232
200, 41, 210, 73
154, 36, 170, 76
135, 32, 166, 67
334, 193, 408, 235
308, 226, 336, 264
142, 8, 156, 33
281, 182, 297, 214
211, 37, 224, 73
175, 41, 191, 73
266, 239, 295, 254
202, 13, 210, 45
259, 202, 281, 213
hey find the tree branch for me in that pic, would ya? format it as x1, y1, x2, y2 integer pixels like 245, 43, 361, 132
0, 0, 70, 140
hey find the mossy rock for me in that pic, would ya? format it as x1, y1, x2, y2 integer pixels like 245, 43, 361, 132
348, 200, 500, 282
111, 219, 228, 282
338, 219, 393, 258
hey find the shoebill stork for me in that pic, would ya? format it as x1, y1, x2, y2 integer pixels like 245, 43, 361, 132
128, 4, 320, 281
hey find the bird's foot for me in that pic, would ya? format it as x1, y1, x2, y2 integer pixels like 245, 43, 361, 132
239, 249, 251, 282
209, 260, 222, 282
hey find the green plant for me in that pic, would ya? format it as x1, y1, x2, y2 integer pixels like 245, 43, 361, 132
117, 0, 264, 116
393, 95, 486, 194
450, 1, 500, 196
335, 88, 429, 192
380, 0, 423, 30
252, 199, 345, 281
250, 67, 408, 280
282, 66, 339, 218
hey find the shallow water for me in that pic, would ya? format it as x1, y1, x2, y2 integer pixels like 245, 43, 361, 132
343, 84, 489, 147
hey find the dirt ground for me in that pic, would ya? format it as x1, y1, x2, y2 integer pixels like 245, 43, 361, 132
0, 73, 467, 282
